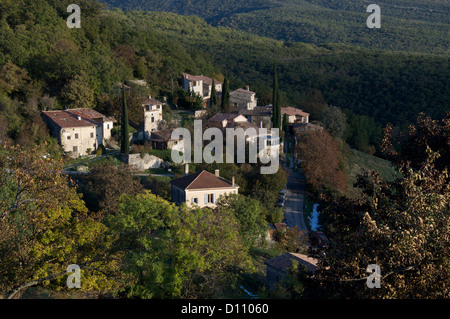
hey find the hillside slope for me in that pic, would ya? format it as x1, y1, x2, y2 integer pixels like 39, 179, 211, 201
100, 0, 450, 55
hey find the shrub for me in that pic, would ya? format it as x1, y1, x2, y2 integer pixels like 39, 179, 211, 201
96, 144, 106, 156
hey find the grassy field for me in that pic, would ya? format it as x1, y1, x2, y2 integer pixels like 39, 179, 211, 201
345, 148, 399, 198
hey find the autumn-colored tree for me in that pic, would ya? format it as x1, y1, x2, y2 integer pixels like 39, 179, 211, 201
274, 226, 308, 254
294, 130, 347, 193
84, 160, 143, 214
311, 113, 450, 299
0, 143, 122, 299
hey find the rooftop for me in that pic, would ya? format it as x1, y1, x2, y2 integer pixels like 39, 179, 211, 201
231, 88, 256, 95
142, 95, 164, 106
183, 73, 222, 86
281, 107, 310, 117
149, 129, 182, 142
42, 108, 112, 129
171, 170, 237, 190
207, 113, 242, 122
239, 106, 272, 116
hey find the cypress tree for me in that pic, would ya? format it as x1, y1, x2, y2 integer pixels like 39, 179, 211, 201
210, 79, 218, 109
121, 85, 130, 155
221, 76, 230, 113
272, 63, 281, 129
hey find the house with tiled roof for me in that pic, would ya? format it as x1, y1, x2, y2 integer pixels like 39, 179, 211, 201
171, 167, 238, 208
148, 129, 184, 153
230, 86, 257, 111
206, 113, 248, 129
142, 95, 164, 138
265, 252, 318, 289
182, 73, 222, 107
281, 107, 310, 124
42, 108, 114, 157
238, 105, 273, 130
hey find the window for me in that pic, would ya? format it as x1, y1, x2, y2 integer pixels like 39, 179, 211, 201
156, 105, 160, 109
107, 124, 110, 129
75, 133, 79, 139
151, 117, 155, 123
73, 146, 78, 153
90, 132, 94, 138
191, 198, 199, 205
67, 135, 71, 140
267, 139, 272, 146
205, 194, 216, 204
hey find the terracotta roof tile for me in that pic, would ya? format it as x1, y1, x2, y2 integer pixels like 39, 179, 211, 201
183, 73, 222, 85
281, 107, 310, 117
171, 170, 237, 190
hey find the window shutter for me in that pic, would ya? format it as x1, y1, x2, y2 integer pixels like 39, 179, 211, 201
205, 194, 209, 204
212, 193, 216, 203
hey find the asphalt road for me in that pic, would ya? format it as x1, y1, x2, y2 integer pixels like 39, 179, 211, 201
284, 167, 309, 235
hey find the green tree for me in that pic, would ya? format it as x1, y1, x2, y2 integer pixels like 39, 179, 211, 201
216, 193, 268, 247
272, 63, 281, 129
106, 192, 253, 298
60, 71, 95, 109
221, 75, 230, 113
120, 85, 130, 155
210, 79, 218, 110
320, 105, 347, 139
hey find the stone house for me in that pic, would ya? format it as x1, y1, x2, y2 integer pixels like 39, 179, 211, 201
148, 129, 185, 154
239, 105, 273, 130
143, 95, 164, 138
281, 107, 310, 124
182, 73, 222, 107
171, 167, 238, 208
265, 252, 318, 289
230, 86, 257, 111
205, 113, 248, 130
42, 108, 113, 157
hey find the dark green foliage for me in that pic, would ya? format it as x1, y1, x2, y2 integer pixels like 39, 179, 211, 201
221, 75, 230, 113
120, 86, 130, 155
210, 79, 217, 108
272, 63, 281, 129
96, 144, 107, 156
100, 0, 449, 55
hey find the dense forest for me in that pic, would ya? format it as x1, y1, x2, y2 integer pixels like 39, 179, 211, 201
100, 0, 450, 55
0, 0, 448, 156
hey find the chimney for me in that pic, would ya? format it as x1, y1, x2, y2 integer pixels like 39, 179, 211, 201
232, 176, 235, 187
148, 94, 152, 99
215, 169, 220, 177
245, 85, 250, 91
78, 116, 81, 121
184, 163, 189, 176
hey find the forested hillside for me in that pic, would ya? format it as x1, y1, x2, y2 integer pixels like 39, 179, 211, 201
100, 0, 450, 55
0, 0, 448, 153
124, 11, 449, 130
